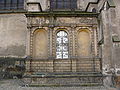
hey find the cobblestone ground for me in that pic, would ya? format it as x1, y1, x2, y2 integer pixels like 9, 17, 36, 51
0, 79, 118, 90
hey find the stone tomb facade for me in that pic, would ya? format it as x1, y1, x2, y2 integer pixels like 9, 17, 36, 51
25, 14, 101, 73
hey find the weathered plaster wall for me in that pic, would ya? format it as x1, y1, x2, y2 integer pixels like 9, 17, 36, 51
100, 9, 112, 71
0, 14, 27, 57
112, 0, 120, 69
114, 0, 120, 36
98, 0, 120, 73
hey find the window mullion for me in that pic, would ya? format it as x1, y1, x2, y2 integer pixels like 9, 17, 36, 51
70, 0, 71, 9
17, 0, 18, 9
62, 37, 63, 59
56, 0, 57, 9
4, 0, 6, 9
11, 0, 12, 9
63, 0, 64, 9
61, 31, 63, 59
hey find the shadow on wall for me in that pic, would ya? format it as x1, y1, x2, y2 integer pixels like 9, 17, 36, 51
0, 61, 25, 79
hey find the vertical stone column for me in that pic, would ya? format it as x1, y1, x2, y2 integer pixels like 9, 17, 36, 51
91, 27, 95, 57
101, 9, 117, 88
93, 26, 98, 56
74, 27, 78, 58
26, 27, 33, 72
48, 16, 55, 72
71, 25, 76, 58
71, 25, 77, 72
108, 8, 117, 69
49, 16, 55, 59
48, 26, 53, 59
101, 10, 113, 69
25, 16, 33, 72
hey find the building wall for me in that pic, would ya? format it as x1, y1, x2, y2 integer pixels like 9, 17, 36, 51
0, 0, 120, 85
26, 0, 97, 11
0, 0, 119, 70
96, 0, 120, 86
113, 0, 120, 69
97, 0, 120, 74
0, 14, 27, 57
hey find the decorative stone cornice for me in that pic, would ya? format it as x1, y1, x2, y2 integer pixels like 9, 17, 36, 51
25, 11, 98, 17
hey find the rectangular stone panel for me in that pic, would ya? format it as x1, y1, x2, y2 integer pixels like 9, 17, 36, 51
54, 60, 71, 72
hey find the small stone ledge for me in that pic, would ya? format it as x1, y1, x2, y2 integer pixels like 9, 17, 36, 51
0, 57, 26, 61
28, 83, 103, 87
23, 72, 103, 78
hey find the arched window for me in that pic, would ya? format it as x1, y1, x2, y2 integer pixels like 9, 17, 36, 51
56, 31, 69, 59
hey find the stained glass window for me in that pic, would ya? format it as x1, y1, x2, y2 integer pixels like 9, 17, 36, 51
0, 0, 5, 9
50, 0, 77, 10
0, 0, 24, 10
11, 0, 17, 9
5, 0, 11, 9
18, 0, 24, 9
56, 31, 69, 59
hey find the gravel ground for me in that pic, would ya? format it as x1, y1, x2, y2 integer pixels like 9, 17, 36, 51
0, 79, 118, 90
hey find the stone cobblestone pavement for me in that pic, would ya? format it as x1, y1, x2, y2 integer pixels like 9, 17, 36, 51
0, 79, 118, 90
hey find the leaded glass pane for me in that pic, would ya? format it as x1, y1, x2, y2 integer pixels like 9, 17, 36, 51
57, 1, 63, 9
64, 1, 70, 9
50, 1, 56, 9
0, 0, 24, 10
11, 0, 17, 9
58, 0, 63, 1
50, 0, 77, 9
0, 0, 5, 9
5, 0, 11, 9
18, 0, 24, 9
63, 52, 68, 58
71, 2, 77, 9
56, 31, 69, 59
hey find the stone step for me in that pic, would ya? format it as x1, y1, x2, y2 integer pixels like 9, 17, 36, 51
26, 58, 101, 72
23, 72, 103, 87
28, 83, 103, 87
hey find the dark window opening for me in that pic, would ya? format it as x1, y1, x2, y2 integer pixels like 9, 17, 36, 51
11, 0, 17, 9
18, 0, 24, 9
0, 0, 24, 10
0, 0, 5, 9
50, 0, 77, 10
92, 8, 97, 13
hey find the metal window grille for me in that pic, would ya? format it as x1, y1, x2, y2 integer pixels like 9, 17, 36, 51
56, 31, 69, 59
